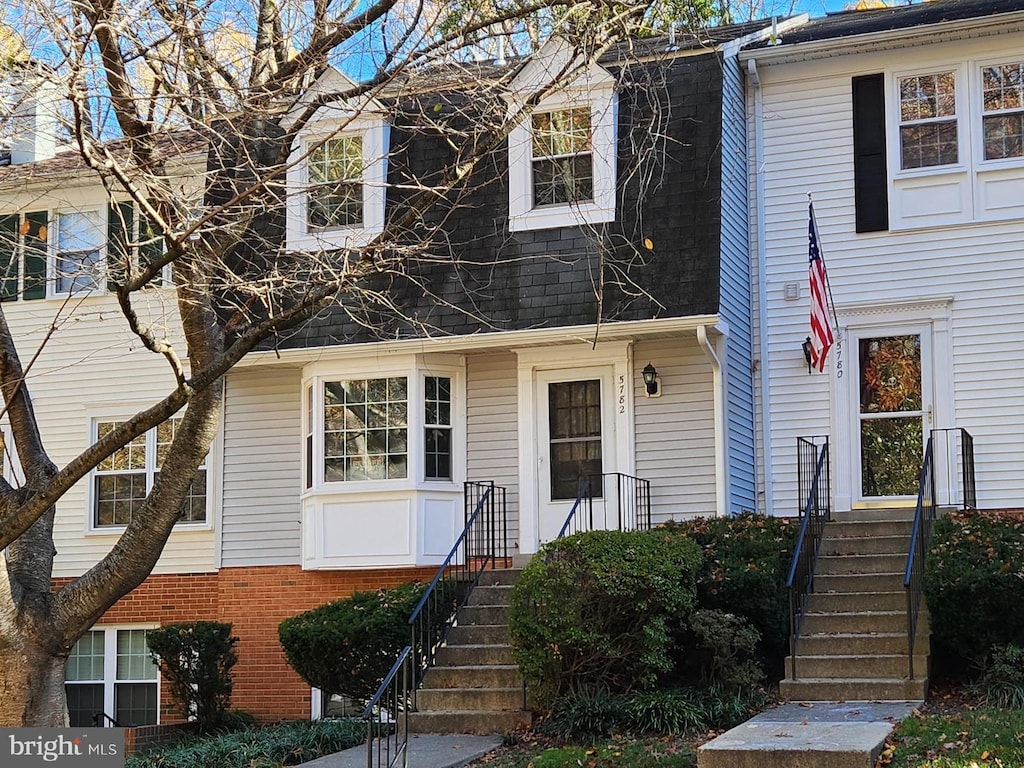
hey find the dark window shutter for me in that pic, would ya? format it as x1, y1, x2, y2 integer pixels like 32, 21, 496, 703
107, 202, 133, 291
852, 74, 888, 233
138, 211, 165, 284
0, 214, 19, 302
22, 211, 48, 300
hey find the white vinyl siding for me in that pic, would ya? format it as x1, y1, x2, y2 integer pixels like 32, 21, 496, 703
221, 367, 302, 567
754, 32, 1024, 513
465, 352, 520, 552
633, 339, 716, 522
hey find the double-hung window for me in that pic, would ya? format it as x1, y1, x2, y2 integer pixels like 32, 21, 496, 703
531, 108, 594, 207
307, 135, 364, 230
93, 418, 207, 528
55, 210, 104, 294
897, 71, 958, 170
66, 627, 159, 727
981, 61, 1024, 161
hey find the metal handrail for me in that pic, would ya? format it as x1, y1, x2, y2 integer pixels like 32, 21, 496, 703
904, 437, 936, 680
786, 436, 830, 681
930, 427, 976, 511
361, 646, 411, 768
407, 481, 508, 704
556, 472, 652, 539
91, 712, 122, 728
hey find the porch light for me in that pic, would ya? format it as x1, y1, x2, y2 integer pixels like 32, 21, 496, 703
642, 363, 659, 397
802, 336, 812, 374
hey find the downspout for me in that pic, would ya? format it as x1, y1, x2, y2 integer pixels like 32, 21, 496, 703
698, 324, 729, 518
748, 57, 775, 516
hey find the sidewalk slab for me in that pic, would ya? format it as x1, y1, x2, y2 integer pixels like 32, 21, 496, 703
301, 733, 503, 768
697, 701, 918, 768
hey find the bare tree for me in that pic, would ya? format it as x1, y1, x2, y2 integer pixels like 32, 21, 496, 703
0, 0, 714, 727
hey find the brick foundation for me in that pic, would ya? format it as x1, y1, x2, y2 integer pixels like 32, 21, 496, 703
61, 565, 436, 722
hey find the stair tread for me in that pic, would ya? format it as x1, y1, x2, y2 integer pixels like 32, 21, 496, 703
806, 610, 905, 616
785, 677, 920, 683
430, 664, 520, 671
791, 654, 926, 660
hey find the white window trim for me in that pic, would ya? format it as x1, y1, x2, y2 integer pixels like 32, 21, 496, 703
888, 64, 969, 181
86, 417, 212, 535
508, 83, 618, 232
973, 55, 1024, 171
66, 624, 161, 728
48, 207, 107, 299
286, 114, 389, 252
301, 358, 465, 497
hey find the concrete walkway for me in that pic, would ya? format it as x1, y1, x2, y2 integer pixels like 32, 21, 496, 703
697, 701, 919, 768
300, 733, 503, 768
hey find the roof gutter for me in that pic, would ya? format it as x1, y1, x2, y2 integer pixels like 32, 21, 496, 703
739, 10, 1024, 66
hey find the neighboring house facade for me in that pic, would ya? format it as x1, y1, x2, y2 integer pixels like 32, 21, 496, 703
743, 0, 1024, 517
0, 20, 783, 724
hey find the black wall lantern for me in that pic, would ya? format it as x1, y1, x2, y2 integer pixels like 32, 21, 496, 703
642, 362, 660, 397
802, 336, 813, 374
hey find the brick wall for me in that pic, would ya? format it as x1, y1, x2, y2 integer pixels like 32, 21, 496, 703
64, 565, 436, 722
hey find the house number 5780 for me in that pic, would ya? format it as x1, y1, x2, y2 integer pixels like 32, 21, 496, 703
618, 375, 626, 413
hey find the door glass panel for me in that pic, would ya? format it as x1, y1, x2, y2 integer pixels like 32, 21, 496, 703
858, 335, 924, 497
548, 380, 603, 500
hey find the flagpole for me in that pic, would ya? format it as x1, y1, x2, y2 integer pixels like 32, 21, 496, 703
808, 193, 840, 333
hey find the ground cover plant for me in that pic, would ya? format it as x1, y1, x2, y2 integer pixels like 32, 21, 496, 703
880, 707, 1024, 768
125, 719, 365, 768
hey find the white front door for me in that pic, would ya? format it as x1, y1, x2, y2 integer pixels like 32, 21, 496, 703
850, 328, 932, 505
535, 367, 617, 543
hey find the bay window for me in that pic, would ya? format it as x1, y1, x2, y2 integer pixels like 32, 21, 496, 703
982, 61, 1024, 160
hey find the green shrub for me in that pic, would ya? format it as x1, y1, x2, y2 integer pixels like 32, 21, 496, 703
977, 644, 1024, 708
688, 609, 764, 691
125, 719, 366, 768
924, 512, 1024, 669
509, 529, 702, 707
624, 689, 705, 734
539, 689, 629, 741
146, 622, 239, 732
663, 514, 796, 677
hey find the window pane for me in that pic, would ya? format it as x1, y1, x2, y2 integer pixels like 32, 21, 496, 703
95, 473, 147, 527
899, 121, 958, 169
899, 72, 956, 121
307, 136, 363, 230
56, 211, 103, 293
861, 417, 923, 497
97, 423, 147, 472
116, 629, 157, 681
532, 155, 594, 207
115, 683, 158, 726
67, 631, 105, 682
67, 683, 105, 728
858, 336, 922, 414
178, 469, 207, 523
983, 112, 1024, 160
323, 378, 408, 482
983, 63, 1024, 111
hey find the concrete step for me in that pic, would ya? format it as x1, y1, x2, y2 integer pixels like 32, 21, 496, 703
416, 687, 525, 712
476, 569, 522, 587
467, 584, 513, 607
785, 654, 928, 679
780, 677, 928, 701
834, 509, 916, 522
434, 643, 514, 667
447, 624, 509, 645
797, 632, 929, 656
807, 591, 905, 613
801, 611, 906, 635
816, 554, 907, 575
824, 520, 914, 539
814, 572, 905, 593
421, 665, 523, 690
458, 605, 509, 626
820, 536, 910, 556
407, 710, 532, 735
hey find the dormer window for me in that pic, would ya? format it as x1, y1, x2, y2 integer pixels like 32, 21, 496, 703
307, 135, 364, 230
507, 55, 617, 233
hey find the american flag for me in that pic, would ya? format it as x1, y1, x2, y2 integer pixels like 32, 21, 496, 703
808, 203, 834, 373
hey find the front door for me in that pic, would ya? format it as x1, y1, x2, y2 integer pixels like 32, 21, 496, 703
853, 330, 932, 504
536, 369, 616, 542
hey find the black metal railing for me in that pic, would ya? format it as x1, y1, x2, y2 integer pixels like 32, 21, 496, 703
361, 645, 412, 768
786, 436, 830, 680
930, 427, 976, 512
91, 712, 122, 728
556, 472, 652, 539
407, 481, 508, 704
905, 437, 936, 680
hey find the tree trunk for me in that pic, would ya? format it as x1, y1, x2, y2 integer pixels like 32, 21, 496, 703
0, 623, 70, 726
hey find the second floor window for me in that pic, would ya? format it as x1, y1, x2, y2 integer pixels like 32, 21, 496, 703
56, 211, 103, 294
898, 71, 958, 169
982, 61, 1024, 160
531, 108, 594, 207
307, 135, 364, 230
93, 418, 207, 528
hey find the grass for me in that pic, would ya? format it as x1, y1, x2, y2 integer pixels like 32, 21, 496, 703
880, 707, 1024, 768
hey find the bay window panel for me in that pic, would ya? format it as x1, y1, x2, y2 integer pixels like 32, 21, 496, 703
323, 377, 408, 482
